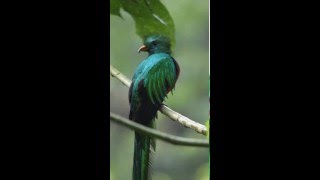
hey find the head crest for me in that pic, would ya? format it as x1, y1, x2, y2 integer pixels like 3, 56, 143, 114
143, 35, 171, 46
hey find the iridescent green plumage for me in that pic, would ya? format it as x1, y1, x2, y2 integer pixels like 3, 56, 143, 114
129, 35, 180, 180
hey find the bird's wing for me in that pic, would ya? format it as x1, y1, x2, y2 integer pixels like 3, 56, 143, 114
142, 56, 177, 104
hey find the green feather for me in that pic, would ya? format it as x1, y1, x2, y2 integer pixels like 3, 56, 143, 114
133, 120, 156, 180
151, 73, 159, 103
133, 132, 151, 180
168, 67, 175, 87
158, 71, 165, 100
160, 69, 165, 88
147, 78, 155, 104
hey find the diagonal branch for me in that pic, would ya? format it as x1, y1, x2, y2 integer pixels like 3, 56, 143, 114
110, 112, 209, 147
110, 65, 208, 136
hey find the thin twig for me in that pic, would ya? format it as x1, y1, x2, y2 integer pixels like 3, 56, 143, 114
110, 64, 208, 136
110, 112, 209, 147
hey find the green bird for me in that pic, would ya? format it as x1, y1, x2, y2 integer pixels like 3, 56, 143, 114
129, 35, 180, 180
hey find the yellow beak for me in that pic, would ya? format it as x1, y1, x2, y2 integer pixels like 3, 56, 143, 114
137, 45, 148, 53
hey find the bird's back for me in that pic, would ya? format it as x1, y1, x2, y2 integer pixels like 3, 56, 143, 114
129, 53, 178, 124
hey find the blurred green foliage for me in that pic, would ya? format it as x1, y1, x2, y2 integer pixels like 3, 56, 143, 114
111, 0, 175, 48
110, 0, 209, 179
110, 0, 121, 16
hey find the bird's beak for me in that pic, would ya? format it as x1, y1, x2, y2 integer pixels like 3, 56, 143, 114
138, 45, 148, 53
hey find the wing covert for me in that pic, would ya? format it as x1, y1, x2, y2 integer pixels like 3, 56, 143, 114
143, 56, 177, 104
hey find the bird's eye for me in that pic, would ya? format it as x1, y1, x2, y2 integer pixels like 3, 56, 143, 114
152, 41, 157, 46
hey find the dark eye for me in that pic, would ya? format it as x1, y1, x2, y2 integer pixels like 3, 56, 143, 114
152, 41, 157, 46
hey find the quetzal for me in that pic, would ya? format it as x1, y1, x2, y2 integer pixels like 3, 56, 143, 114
129, 35, 180, 180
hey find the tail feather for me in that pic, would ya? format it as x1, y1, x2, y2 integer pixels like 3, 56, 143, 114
133, 120, 156, 180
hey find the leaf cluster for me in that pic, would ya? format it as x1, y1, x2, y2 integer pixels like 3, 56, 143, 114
110, 0, 176, 49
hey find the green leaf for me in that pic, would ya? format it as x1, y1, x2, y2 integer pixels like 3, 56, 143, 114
119, 0, 175, 49
110, 0, 122, 17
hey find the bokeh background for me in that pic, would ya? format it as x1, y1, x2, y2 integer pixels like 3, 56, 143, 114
110, 0, 209, 179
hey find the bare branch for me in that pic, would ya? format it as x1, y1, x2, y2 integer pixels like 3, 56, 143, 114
110, 64, 208, 136
159, 105, 207, 135
110, 65, 131, 87
110, 112, 209, 147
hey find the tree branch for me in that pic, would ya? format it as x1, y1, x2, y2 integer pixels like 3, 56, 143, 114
110, 112, 209, 147
110, 65, 208, 136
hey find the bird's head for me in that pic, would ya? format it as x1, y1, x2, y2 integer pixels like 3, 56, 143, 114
138, 35, 171, 55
